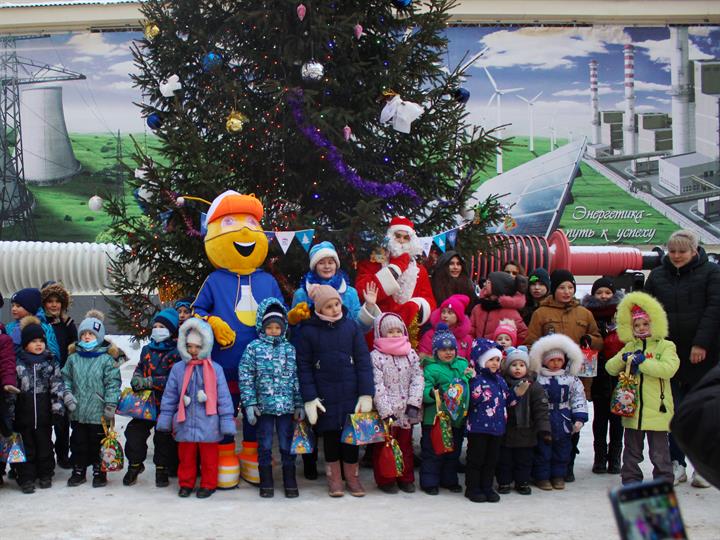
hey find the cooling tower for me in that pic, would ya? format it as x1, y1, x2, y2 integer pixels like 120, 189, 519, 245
20, 86, 81, 185
670, 26, 691, 155
623, 45, 637, 155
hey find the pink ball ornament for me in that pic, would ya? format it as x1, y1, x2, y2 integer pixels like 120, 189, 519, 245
343, 125, 352, 141
296, 3, 307, 21
176, 196, 185, 207
354, 24, 363, 39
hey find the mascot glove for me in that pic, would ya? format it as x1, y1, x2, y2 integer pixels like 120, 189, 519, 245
207, 316, 236, 347
304, 398, 326, 426
294, 407, 306, 421
288, 302, 311, 326
245, 405, 259, 426
355, 395, 373, 414
131, 376, 152, 391
63, 392, 78, 412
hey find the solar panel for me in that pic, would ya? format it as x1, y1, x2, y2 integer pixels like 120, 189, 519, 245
468, 138, 587, 237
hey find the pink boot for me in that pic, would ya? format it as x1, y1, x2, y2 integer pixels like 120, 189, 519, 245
326, 461, 344, 497
343, 462, 365, 497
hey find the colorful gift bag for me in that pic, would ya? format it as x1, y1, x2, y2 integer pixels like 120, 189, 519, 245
377, 421, 404, 478
116, 387, 157, 421
290, 419, 315, 454
578, 347, 599, 378
340, 412, 385, 446
0, 433, 27, 464
611, 361, 639, 417
100, 418, 124, 472
431, 390, 454, 455
443, 378, 468, 422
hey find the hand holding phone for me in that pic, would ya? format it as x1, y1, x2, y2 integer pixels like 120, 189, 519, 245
609, 479, 687, 540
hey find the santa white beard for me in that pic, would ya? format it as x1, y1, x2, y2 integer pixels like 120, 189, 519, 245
386, 233, 423, 259
385, 233, 422, 304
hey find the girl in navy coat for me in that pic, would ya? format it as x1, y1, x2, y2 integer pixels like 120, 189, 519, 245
296, 285, 374, 498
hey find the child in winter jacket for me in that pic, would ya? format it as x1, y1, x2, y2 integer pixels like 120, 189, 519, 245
529, 333, 588, 491
7, 288, 61, 359
581, 277, 625, 475
123, 308, 181, 488
606, 292, 679, 486
420, 323, 473, 495
470, 272, 528, 342
496, 346, 550, 496
174, 297, 194, 326
464, 339, 529, 503
418, 294, 473, 361
62, 310, 121, 488
158, 318, 236, 499
239, 298, 303, 499
11, 317, 67, 493
370, 313, 424, 493
493, 319, 518, 350
296, 285, 374, 498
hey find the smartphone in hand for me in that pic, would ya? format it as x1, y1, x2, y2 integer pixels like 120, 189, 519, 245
609, 479, 687, 540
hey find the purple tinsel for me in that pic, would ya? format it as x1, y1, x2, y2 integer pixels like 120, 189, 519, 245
287, 90, 421, 204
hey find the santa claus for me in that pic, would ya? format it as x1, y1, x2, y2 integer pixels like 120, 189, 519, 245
356, 216, 436, 343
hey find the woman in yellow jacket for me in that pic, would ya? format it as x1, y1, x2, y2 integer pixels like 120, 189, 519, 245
606, 291, 679, 485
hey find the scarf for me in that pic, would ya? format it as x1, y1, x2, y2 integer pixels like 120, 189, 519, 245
317, 311, 342, 323
302, 270, 348, 296
480, 297, 502, 311
374, 336, 412, 356
177, 358, 217, 422
508, 377, 531, 428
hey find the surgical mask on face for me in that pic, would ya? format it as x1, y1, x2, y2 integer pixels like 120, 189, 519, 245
79, 339, 97, 350
151, 327, 171, 343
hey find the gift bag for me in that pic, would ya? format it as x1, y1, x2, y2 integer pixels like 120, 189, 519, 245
377, 420, 404, 478
341, 412, 385, 445
290, 419, 315, 454
611, 361, 639, 417
0, 433, 27, 464
431, 390, 454, 455
578, 347, 599, 378
116, 387, 157, 421
443, 378, 469, 422
100, 418, 124, 472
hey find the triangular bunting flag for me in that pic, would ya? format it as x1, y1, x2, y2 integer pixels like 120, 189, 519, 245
200, 212, 208, 236
433, 232, 447, 253
275, 231, 295, 254
265, 231, 275, 243
446, 228, 458, 248
297, 229, 315, 252
419, 236, 434, 257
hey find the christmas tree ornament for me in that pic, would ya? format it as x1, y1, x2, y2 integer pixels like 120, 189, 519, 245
88, 195, 104, 212
301, 60, 324, 81
354, 24, 364, 39
380, 94, 424, 134
393, 0, 412, 9
453, 87, 470, 104
176, 196, 186, 207
146, 113, 163, 130
342, 125, 352, 141
144, 22, 160, 40
225, 110, 249, 133
159, 74, 182, 97
202, 52, 223, 72
176, 31, 189, 41
296, 3, 307, 21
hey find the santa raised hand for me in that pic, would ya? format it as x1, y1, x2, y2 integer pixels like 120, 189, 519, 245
356, 217, 436, 344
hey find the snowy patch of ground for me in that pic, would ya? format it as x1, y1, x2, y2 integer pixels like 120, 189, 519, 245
2, 335, 718, 539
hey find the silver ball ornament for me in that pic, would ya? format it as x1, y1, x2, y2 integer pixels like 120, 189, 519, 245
301, 60, 324, 82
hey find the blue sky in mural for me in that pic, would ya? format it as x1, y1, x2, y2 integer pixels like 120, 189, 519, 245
13, 26, 720, 138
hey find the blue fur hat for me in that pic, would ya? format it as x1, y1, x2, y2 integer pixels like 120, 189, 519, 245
471, 337, 503, 368
432, 323, 457, 355
309, 241, 340, 270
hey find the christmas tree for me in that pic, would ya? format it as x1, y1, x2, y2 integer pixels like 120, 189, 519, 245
105, 0, 505, 335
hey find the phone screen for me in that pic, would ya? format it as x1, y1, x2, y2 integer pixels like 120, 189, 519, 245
612, 481, 687, 540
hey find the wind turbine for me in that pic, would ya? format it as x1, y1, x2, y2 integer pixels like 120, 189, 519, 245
517, 91, 543, 152
484, 67, 523, 174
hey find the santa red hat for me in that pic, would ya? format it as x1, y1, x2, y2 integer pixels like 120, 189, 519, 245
206, 190, 264, 224
387, 216, 415, 236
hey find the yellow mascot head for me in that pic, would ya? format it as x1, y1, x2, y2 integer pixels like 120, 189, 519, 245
204, 190, 269, 275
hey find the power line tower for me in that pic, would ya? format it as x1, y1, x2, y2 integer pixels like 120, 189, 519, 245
0, 34, 85, 240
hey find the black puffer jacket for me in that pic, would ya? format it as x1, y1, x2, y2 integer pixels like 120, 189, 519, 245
644, 247, 720, 387
14, 350, 65, 430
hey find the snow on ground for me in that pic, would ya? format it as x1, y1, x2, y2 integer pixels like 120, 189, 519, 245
2, 335, 718, 540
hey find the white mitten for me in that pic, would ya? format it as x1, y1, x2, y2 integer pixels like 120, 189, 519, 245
183, 395, 191, 406
197, 389, 207, 403
355, 395, 373, 414
304, 398, 326, 426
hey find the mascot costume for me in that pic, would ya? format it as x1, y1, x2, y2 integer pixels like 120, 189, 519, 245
356, 216, 436, 346
192, 191, 283, 487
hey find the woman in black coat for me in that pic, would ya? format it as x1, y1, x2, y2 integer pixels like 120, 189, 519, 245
644, 229, 720, 487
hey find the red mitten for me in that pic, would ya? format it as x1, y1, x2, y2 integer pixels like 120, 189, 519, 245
388, 253, 411, 276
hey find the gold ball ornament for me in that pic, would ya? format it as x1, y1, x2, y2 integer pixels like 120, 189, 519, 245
225, 111, 248, 133
144, 22, 160, 40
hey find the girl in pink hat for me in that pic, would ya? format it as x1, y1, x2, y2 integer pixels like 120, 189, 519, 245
418, 294, 473, 361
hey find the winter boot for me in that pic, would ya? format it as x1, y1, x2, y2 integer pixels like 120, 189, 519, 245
123, 463, 145, 486
155, 466, 169, 487
592, 443, 608, 474
38, 477, 52, 489
343, 462, 365, 497
282, 464, 299, 498
326, 461, 344, 497
485, 488, 500, 503
20, 481, 35, 494
259, 465, 274, 498
92, 464, 107, 488
67, 466, 86, 487
608, 444, 622, 475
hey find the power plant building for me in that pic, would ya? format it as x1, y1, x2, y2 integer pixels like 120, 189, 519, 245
600, 110, 624, 151
637, 113, 673, 153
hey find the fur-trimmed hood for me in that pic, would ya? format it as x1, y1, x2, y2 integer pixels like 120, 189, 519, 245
581, 289, 624, 311
616, 291, 668, 342
528, 333, 584, 376
177, 317, 214, 362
